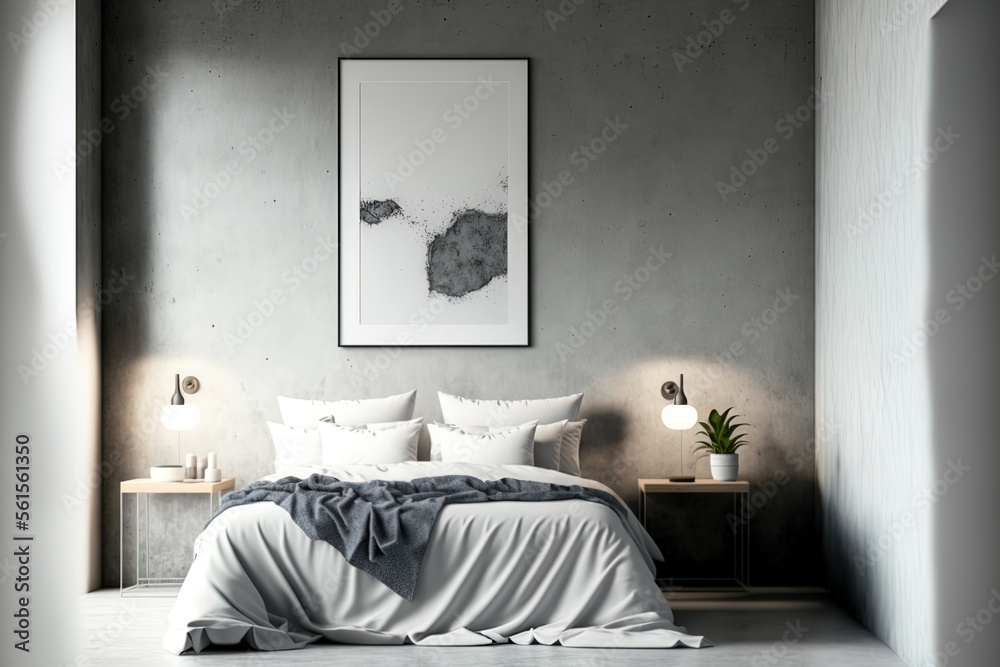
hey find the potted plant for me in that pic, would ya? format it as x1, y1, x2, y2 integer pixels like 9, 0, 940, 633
694, 408, 750, 481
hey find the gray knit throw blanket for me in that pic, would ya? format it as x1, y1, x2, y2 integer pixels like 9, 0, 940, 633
210, 473, 637, 601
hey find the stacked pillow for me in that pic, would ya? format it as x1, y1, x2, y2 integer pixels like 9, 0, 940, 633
427, 421, 539, 466
269, 390, 418, 473
267, 389, 587, 476
277, 389, 416, 428
317, 418, 423, 465
433, 392, 587, 476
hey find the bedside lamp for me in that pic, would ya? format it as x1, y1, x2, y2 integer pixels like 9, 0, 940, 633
661, 374, 698, 482
661, 375, 697, 430
152, 374, 201, 482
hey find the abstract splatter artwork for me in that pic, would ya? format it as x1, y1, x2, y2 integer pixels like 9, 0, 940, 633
340, 59, 528, 346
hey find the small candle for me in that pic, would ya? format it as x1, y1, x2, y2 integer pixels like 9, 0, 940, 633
207, 452, 217, 469
196, 456, 207, 479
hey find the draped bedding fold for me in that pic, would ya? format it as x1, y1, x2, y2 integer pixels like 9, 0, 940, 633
164, 461, 710, 653
212, 473, 647, 601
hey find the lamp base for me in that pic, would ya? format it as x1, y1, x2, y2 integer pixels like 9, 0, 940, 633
150, 465, 185, 482
666, 475, 695, 483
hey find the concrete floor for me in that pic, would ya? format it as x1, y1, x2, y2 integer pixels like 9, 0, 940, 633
74, 588, 906, 666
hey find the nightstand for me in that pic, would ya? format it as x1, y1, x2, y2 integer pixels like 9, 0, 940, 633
120, 477, 235, 597
638, 478, 750, 591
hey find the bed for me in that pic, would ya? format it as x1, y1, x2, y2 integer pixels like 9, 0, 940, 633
163, 461, 709, 653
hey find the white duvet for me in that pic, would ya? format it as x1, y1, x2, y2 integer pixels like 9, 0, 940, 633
163, 462, 709, 653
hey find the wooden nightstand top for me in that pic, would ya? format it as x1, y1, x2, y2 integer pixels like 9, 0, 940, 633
638, 478, 750, 493
120, 477, 236, 494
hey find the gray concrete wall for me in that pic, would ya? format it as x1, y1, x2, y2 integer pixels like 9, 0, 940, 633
102, 0, 816, 587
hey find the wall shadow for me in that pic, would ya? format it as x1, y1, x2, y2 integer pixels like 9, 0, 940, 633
928, 1, 1000, 664
99, 2, 158, 587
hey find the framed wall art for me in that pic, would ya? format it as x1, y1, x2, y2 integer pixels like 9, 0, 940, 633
338, 58, 528, 346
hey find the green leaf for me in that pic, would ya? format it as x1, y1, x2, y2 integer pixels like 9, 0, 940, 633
695, 407, 753, 453
722, 421, 743, 438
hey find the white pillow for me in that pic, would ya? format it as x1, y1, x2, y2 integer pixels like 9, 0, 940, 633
557, 420, 587, 477
528, 420, 567, 471
427, 419, 565, 468
428, 421, 537, 465
318, 418, 423, 465
438, 391, 583, 427
268, 421, 322, 474
428, 423, 486, 461
277, 390, 417, 428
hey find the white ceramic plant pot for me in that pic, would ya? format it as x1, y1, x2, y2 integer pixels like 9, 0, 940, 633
710, 453, 739, 481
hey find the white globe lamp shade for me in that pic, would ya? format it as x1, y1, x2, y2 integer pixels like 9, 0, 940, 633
161, 404, 201, 431
661, 404, 698, 430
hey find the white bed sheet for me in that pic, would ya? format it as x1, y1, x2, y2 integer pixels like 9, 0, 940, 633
163, 462, 709, 653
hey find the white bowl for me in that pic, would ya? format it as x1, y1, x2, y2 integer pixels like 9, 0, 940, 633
150, 465, 185, 482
